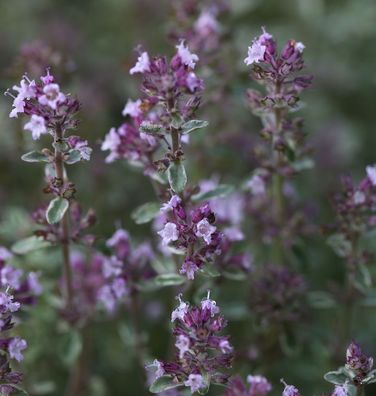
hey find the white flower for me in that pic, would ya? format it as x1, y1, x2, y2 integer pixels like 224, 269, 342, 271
8, 337, 27, 362
176, 41, 199, 69
175, 334, 190, 358
184, 374, 205, 393
353, 191, 366, 205
157, 222, 179, 245
13, 78, 36, 100
38, 83, 66, 109
160, 195, 182, 213
247, 175, 266, 195
366, 165, 376, 186
201, 290, 220, 316
122, 99, 142, 118
9, 95, 26, 118
101, 128, 121, 163
24, 115, 48, 140
130, 51, 151, 75
244, 40, 266, 66
171, 294, 189, 322
295, 41, 305, 53
195, 218, 216, 245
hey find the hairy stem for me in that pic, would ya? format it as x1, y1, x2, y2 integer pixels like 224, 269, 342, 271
54, 124, 74, 306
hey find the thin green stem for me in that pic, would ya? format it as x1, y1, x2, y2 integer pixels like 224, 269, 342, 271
54, 124, 74, 306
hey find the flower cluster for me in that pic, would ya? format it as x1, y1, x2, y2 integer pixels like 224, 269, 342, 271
250, 265, 307, 326
326, 166, 376, 276
0, 249, 29, 395
149, 292, 233, 394
345, 341, 374, 384
102, 42, 203, 177
244, 27, 313, 251
157, 196, 225, 279
169, 0, 230, 55
32, 202, 96, 246
0, 247, 42, 306
225, 374, 272, 396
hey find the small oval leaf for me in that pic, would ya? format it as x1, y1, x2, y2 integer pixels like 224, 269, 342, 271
46, 197, 69, 224
167, 160, 187, 193
21, 151, 49, 163
11, 236, 51, 255
181, 119, 209, 134
154, 274, 186, 287
192, 184, 234, 202
131, 202, 160, 224
149, 376, 182, 393
324, 369, 349, 385
65, 149, 82, 165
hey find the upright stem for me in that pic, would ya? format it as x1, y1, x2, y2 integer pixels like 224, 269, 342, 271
271, 81, 285, 263
171, 127, 180, 155
54, 124, 74, 306
356, 385, 363, 396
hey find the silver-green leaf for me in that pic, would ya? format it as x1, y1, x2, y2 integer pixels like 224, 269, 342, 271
11, 236, 51, 255
21, 151, 49, 163
46, 197, 69, 224
181, 119, 209, 134
154, 273, 186, 287
131, 202, 160, 224
192, 184, 234, 202
167, 160, 187, 193
149, 376, 182, 393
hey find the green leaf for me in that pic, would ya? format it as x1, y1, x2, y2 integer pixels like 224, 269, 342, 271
131, 202, 160, 224
291, 158, 315, 171
60, 330, 82, 367
149, 376, 182, 393
46, 197, 69, 224
327, 234, 352, 258
154, 273, 186, 287
200, 265, 221, 278
52, 141, 69, 152
167, 160, 187, 193
192, 184, 234, 202
307, 291, 337, 309
324, 368, 349, 385
5, 385, 29, 395
21, 151, 49, 163
181, 119, 209, 134
11, 236, 51, 255
65, 149, 82, 165
363, 369, 376, 384
139, 121, 165, 134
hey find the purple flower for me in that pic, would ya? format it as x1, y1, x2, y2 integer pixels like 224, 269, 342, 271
346, 341, 373, 375
24, 114, 48, 140
0, 247, 13, 263
194, 11, 220, 37
27, 272, 43, 295
201, 290, 220, 316
247, 375, 272, 396
1, 266, 23, 290
247, 175, 266, 196
8, 337, 27, 362
160, 195, 182, 213
281, 380, 300, 396
180, 259, 199, 280
102, 256, 123, 278
184, 374, 205, 393
130, 51, 151, 75
158, 222, 179, 245
0, 292, 20, 313
244, 41, 266, 66
331, 385, 348, 396
195, 218, 216, 244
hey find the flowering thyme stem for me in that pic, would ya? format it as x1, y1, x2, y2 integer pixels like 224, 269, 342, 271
356, 385, 363, 396
54, 124, 74, 306
271, 81, 285, 263
171, 127, 180, 155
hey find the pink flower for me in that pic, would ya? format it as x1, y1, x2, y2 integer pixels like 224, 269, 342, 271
184, 374, 205, 393
194, 11, 220, 36
366, 165, 376, 186
101, 127, 121, 163
175, 334, 190, 358
9, 95, 26, 118
219, 339, 233, 353
38, 83, 66, 109
130, 51, 151, 75
176, 41, 199, 69
247, 374, 272, 396
244, 27, 272, 66
24, 115, 48, 140
180, 259, 199, 280
122, 99, 142, 118
195, 218, 216, 244
157, 222, 179, 245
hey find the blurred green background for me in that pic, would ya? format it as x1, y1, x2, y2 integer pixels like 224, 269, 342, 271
1, 0, 376, 395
